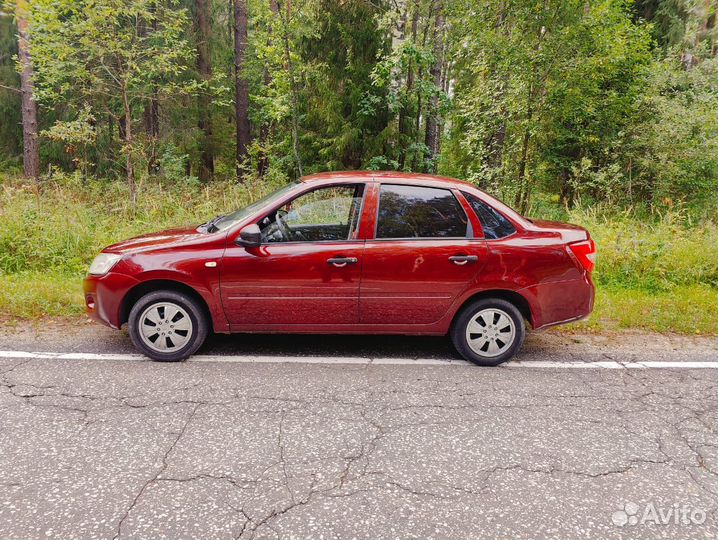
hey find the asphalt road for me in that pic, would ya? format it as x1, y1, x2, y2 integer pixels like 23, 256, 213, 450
0, 323, 716, 540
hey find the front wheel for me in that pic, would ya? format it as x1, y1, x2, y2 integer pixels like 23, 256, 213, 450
128, 290, 208, 362
450, 298, 526, 366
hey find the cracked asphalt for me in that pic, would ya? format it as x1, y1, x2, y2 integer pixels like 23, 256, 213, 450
0, 322, 716, 539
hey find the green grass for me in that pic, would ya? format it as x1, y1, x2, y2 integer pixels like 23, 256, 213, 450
0, 171, 286, 275
1, 274, 715, 335
1, 173, 716, 335
565, 207, 718, 292
0, 271, 84, 319
566, 284, 717, 334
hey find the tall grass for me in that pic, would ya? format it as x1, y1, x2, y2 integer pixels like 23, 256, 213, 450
1, 173, 716, 333
525, 193, 718, 292
0, 172, 285, 274
565, 207, 718, 292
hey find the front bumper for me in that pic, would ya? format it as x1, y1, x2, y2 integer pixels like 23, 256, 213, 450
83, 272, 140, 329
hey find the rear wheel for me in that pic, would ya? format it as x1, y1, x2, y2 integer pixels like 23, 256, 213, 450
128, 290, 208, 362
450, 298, 525, 366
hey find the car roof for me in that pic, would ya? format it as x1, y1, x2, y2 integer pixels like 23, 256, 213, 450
299, 170, 475, 189
298, 170, 530, 231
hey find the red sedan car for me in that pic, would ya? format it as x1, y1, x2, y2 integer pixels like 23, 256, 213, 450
84, 171, 595, 366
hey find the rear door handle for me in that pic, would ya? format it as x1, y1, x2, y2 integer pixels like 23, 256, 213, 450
449, 255, 478, 266
327, 257, 358, 268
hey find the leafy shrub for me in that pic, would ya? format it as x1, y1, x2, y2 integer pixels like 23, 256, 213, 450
0, 173, 287, 274
0, 173, 715, 332
566, 206, 718, 291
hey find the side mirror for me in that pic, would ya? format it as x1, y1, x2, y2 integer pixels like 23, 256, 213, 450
236, 224, 261, 248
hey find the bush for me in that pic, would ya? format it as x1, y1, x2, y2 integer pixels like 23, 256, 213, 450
0, 172, 288, 274
0, 173, 715, 334
566, 206, 718, 292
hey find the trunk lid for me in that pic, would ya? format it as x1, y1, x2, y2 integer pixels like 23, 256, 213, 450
527, 218, 590, 244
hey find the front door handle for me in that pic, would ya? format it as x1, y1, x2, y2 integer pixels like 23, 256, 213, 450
327, 257, 358, 268
449, 255, 478, 266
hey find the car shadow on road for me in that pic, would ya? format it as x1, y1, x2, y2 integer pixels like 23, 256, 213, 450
199, 332, 461, 360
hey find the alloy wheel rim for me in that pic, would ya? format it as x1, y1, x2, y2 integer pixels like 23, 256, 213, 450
138, 302, 193, 353
465, 308, 516, 357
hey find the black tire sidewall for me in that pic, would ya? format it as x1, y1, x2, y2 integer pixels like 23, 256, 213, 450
128, 290, 208, 362
451, 298, 525, 366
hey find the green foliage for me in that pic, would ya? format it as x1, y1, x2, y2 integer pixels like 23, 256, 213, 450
26, 0, 197, 183
0, 0, 713, 213
158, 143, 197, 184
443, 0, 662, 210
0, 14, 21, 160
41, 105, 96, 174
298, 0, 393, 171
29, 0, 195, 105
625, 55, 718, 207
0, 173, 715, 334
0, 172, 288, 275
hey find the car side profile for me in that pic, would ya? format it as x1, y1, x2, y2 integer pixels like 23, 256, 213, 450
83, 171, 596, 366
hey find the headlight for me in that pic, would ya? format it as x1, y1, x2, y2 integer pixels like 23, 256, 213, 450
88, 253, 122, 276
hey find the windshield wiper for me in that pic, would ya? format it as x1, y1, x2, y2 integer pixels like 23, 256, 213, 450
200, 214, 225, 233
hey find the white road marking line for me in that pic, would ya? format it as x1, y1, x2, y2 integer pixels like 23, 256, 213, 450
0, 350, 716, 368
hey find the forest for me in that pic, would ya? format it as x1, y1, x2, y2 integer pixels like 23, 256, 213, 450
0, 0, 716, 332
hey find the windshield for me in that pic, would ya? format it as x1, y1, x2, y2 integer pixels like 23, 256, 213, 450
205, 182, 299, 232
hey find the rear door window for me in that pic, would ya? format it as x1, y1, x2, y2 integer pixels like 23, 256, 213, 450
462, 192, 516, 240
376, 184, 468, 239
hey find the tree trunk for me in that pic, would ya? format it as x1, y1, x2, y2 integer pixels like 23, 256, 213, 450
227, 0, 235, 125
121, 85, 136, 205
515, 115, 531, 213
139, 9, 160, 175
143, 92, 159, 174
485, 5, 508, 178
486, 121, 506, 172
559, 167, 574, 208
398, 1, 419, 170
258, 0, 279, 177
195, 0, 214, 181
15, 0, 40, 181
516, 76, 535, 212
424, 2, 444, 173
411, 12, 432, 170
278, 0, 302, 177
234, 0, 251, 180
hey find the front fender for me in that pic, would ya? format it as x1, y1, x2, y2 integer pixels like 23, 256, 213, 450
112, 246, 228, 332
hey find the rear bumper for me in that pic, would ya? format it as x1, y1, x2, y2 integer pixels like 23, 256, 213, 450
522, 274, 595, 330
83, 272, 140, 329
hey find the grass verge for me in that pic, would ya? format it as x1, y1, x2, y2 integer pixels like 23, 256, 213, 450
0, 271, 85, 319
1, 174, 715, 335
1, 272, 715, 335
565, 284, 717, 334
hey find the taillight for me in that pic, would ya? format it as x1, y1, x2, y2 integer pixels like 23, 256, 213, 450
568, 239, 596, 273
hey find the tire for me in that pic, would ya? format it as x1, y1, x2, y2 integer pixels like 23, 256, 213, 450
450, 298, 526, 366
128, 290, 208, 362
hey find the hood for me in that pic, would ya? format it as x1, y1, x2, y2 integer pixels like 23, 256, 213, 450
103, 227, 209, 254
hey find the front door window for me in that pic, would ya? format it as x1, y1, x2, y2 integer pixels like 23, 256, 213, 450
259, 184, 365, 243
